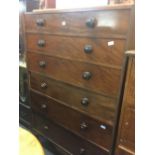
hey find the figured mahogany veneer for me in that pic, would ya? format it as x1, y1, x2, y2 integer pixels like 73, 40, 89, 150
24, 4, 135, 155
25, 8, 130, 38
26, 34, 126, 67
31, 91, 113, 150
33, 113, 109, 155
30, 72, 116, 125
27, 52, 122, 97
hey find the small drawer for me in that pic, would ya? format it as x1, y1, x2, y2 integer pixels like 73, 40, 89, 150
30, 73, 116, 125
30, 91, 113, 150
24, 8, 130, 38
26, 34, 126, 67
19, 104, 32, 125
27, 52, 122, 97
32, 113, 110, 155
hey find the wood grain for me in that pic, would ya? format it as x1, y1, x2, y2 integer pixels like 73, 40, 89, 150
24, 9, 130, 38
115, 52, 135, 155
31, 91, 113, 150
24, 5, 135, 155
26, 34, 126, 67
32, 113, 110, 155
27, 52, 122, 97
30, 72, 117, 125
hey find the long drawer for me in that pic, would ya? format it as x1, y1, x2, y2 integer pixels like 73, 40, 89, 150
32, 113, 109, 155
27, 52, 122, 97
24, 9, 130, 38
30, 91, 113, 150
30, 72, 116, 125
26, 34, 126, 67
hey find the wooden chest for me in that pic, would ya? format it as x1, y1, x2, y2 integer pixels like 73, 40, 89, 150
24, 4, 134, 155
115, 51, 135, 155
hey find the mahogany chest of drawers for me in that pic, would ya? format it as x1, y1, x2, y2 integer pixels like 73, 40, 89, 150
24, 4, 134, 155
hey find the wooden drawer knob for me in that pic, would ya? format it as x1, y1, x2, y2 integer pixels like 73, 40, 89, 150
36, 19, 45, 26
37, 40, 45, 47
82, 72, 92, 80
84, 45, 93, 54
80, 122, 88, 130
86, 18, 96, 28
80, 148, 85, 154
81, 97, 89, 106
40, 82, 47, 89
39, 61, 46, 68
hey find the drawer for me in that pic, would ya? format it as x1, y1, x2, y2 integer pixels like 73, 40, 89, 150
24, 9, 130, 37
26, 34, 126, 67
19, 104, 32, 125
30, 73, 116, 125
33, 113, 109, 155
27, 52, 122, 97
30, 91, 113, 150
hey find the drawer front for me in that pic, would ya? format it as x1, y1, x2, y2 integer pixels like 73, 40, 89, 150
26, 34, 126, 67
27, 52, 122, 97
33, 113, 109, 155
30, 91, 113, 150
19, 104, 32, 125
24, 9, 130, 37
30, 72, 116, 125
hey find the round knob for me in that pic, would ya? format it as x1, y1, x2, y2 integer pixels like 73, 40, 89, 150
41, 104, 47, 109
80, 122, 88, 130
84, 45, 93, 54
40, 82, 47, 89
82, 72, 92, 80
81, 97, 89, 106
80, 148, 85, 155
39, 61, 46, 68
86, 18, 96, 28
36, 19, 45, 26
37, 40, 45, 47
44, 125, 48, 130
